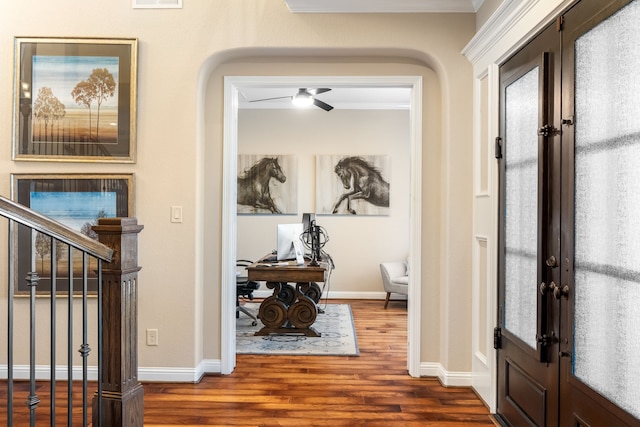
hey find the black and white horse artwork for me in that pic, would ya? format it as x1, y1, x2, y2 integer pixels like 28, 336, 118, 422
237, 157, 287, 214
332, 156, 390, 215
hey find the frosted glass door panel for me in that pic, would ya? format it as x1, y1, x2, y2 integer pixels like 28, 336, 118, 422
504, 67, 539, 350
573, 0, 640, 419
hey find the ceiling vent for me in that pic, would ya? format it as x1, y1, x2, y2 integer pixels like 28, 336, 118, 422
133, 0, 182, 9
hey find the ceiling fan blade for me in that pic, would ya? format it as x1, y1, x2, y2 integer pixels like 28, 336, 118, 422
249, 95, 293, 103
313, 98, 334, 111
309, 88, 331, 95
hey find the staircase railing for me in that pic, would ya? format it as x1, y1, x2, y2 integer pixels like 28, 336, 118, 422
0, 195, 144, 426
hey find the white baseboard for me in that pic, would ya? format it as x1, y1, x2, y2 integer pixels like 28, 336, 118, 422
420, 362, 473, 387
136, 360, 472, 385
0, 364, 98, 381
0, 362, 216, 383
200, 359, 221, 375
138, 365, 205, 383
1, 360, 470, 386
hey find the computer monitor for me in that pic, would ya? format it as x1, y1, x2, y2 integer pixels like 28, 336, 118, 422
276, 223, 304, 261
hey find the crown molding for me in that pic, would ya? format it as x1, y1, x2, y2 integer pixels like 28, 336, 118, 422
462, 0, 575, 69
285, 0, 482, 14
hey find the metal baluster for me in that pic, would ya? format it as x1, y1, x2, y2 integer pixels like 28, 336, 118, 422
27, 270, 41, 427
7, 220, 15, 426
97, 259, 103, 427
79, 252, 90, 427
50, 238, 57, 426
67, 246, 74, 427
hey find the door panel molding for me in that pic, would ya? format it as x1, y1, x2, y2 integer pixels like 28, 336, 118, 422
505, 357, 547, 426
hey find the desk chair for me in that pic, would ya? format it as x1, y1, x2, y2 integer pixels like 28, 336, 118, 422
236, 259, 260, 326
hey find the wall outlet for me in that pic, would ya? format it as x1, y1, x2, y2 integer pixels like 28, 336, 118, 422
146, 329, 159, 346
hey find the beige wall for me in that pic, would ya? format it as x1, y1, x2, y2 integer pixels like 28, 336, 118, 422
0, 1, 476, 379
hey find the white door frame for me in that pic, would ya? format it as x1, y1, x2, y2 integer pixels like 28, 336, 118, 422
220, 75, 423, 376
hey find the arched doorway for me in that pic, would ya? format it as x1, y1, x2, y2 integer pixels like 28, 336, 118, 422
220, 75, 423, 375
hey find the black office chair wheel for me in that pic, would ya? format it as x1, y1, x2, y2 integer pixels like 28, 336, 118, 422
251, 320, 258, 326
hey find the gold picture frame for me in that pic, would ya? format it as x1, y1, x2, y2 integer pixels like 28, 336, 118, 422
13, 37, 138, 162
11, 173, 135, 296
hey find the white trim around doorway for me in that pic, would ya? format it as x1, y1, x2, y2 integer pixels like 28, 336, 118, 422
221, 75, 423, 376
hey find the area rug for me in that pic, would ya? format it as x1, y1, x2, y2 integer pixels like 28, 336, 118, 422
236, 303, 359, 356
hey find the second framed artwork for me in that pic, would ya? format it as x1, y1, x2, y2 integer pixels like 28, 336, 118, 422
316, 155, 391, 215
11, 173, 135, 296
13, 37, 138, 163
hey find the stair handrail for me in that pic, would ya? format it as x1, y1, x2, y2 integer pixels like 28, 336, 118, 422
0, 195, 113, 262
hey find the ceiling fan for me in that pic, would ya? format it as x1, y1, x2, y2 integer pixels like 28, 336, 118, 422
249, 88, 334, 111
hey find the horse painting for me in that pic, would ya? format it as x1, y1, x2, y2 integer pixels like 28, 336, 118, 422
332, 156, 390, 215
237, 157, 287, 214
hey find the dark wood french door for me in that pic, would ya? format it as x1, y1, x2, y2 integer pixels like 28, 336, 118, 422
496, 17, 562, 427
496, 0, 640, 425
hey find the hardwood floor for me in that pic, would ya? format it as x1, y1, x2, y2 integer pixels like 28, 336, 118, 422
144, 299, 494, 426
1, 299, 495, 426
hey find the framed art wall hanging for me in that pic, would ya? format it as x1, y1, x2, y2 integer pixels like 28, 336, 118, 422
13, 37, 138, 162
11, 173, 134, 296
237, 154, 298, 214
316, 154, 391, 215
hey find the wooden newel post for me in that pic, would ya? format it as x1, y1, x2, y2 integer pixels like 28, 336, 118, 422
92, 218, 144, 427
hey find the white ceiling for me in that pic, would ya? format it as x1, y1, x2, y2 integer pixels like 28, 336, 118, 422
240, 1, 484, 110
284, 0, 485, 13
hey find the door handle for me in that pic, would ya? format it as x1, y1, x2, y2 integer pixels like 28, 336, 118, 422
548, 281, 569, 299
540, 282, 548, 295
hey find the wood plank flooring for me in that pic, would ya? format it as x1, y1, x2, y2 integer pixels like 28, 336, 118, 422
1, 299, 495, 426
144, 299, 494, 426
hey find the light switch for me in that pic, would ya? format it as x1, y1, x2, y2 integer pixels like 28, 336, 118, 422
171, 206, 183, 223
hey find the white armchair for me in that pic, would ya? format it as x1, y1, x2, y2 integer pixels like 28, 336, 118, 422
379, 261, 408, 308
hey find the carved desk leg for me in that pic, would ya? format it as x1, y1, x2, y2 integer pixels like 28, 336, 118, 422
254, 281, 320, 337
298, 282, 323, 313
255, 282, 287, 336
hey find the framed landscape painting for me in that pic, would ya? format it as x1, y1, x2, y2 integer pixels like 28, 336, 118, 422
11, 174, 134, 296
13, 37, 138, 162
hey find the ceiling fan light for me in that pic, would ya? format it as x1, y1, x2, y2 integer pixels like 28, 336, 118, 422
292, 90, 313, 107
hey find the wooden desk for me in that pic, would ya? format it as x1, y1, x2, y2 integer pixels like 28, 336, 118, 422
247, 258, 327, 337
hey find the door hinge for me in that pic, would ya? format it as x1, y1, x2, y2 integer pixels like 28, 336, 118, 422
536, 333, 551, 347
536, 332, 558, 347
493, 327, 502, 349
495, 137, 503, 159
537, 124, 560, 138
556, 15, 564, 31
